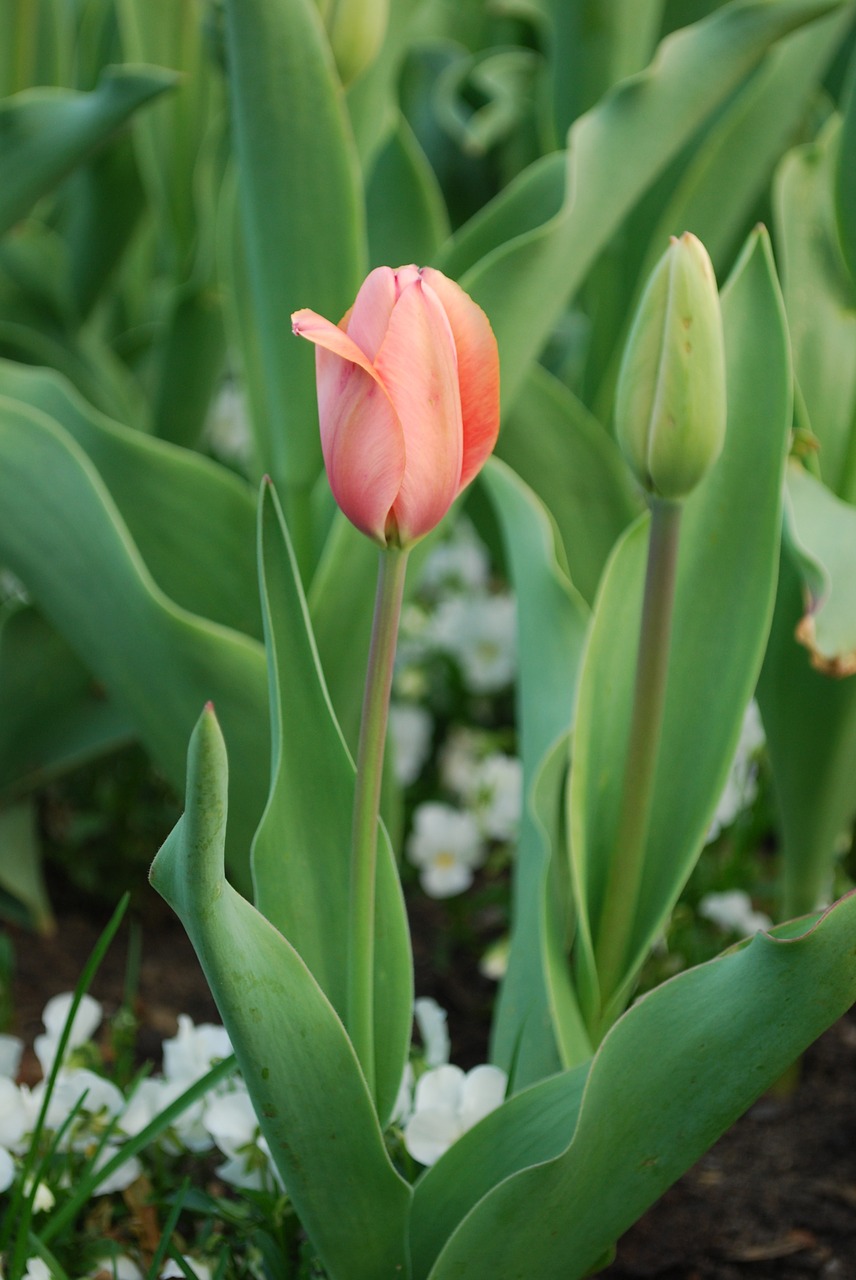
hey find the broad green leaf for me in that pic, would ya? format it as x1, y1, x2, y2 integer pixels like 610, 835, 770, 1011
835, 38, 856, 279
480, 460, 591, 1086
776, 117, 856, 502
57, 132, 147, 319
116, 0, 223, 271
366, 114, 450, 268
150, 707, 412, 1280
409, 1062, 589, 1279
785, 461, 856, 674
222, 0, 365, 499
419, 893, 856, 1279
498, 364, 642, 606
0, 65, 178, 237
758, 545, 856, 918
540, 0, 665, 141
253, 482, 412, 1125
437, 0, 847, 416
0, 222, 150, 430
0, 800, 54, 932
0, 602, 132, 797
640, 10, 850, 277
570, 228, 791, 1030
0, 362, 260, 639
148, 283, 227, 450
0, 0, 74, 95
0, 396, 268, 891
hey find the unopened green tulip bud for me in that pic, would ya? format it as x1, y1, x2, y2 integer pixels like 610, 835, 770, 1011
615, 232, 726, 502
317, 0, 389, 85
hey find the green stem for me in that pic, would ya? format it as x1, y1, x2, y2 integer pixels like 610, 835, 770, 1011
348, 544, 409, 1098
594, 498, 682, 1019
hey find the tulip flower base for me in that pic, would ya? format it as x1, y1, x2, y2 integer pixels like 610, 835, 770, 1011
8, 879, 856, 1279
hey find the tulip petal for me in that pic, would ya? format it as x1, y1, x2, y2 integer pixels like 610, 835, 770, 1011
375, 278, 463, 544
293, 308, 405, 543
345, 266, 398, 361
421, 268, 500, 491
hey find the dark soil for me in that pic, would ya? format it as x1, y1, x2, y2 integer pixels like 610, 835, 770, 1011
7, 882, 856, 1279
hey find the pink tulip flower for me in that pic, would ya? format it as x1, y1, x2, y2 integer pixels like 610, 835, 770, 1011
292, 265, 500, 548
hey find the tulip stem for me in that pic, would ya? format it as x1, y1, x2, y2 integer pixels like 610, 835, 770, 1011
348, 544, 409, 1100
594, 497, 682, 1024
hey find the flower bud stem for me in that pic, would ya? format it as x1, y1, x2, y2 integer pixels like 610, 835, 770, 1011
594, 498, 682, 1023
348, 544, 409, 1099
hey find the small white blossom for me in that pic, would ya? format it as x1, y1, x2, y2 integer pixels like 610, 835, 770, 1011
0, 1034, 23, 1080
0, 1145, 15, 1194
162, 1016, 232, 1084
431, 594, 517, 693
89, 1255, 143, 1280
479, 936, 509, 981
439, 727, 487, 799
203, 381, 253, 468
407, 803, 485, 897
34, 993, 103, 1075
403, 1064, 507, 1167
204, 1084, 281, 1192
161, 1260, 213, 1280
91, 1144, 143, 1195
23, 1178, 54, 1213
389, 703, 433, 786
23, 1259, 51, 1280
471, 754, 523, 841
414, 998, 450, 1068
698, 890, 772, 937
419, 524, 490, 595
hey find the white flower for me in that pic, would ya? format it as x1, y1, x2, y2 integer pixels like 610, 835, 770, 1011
0, 1076, 29, 1150
406, 803, 485, 897
23, 1178, 54, 1212
203, 381, 252, 467
33, 1068, 124, 1134
23, 1259, 51, 1280
162, 1016, 232, 1084
88, 1255, 143, 1280
431, 593, 517, 694
403, 1064, 507, 1167
414, 998, 450, 1068
161, 1260, 213, 1280
0, 1145, 15, 1194
698, 890, 772, 937
91, 1144, 143, 1195
34, 993, 103, 1075
389, 703, 433, 786
390, 1063, 414, 1126
471, 754, 523, 841
0, 1034, 23, 1080
203, 1085, 281, 1192
707, 700, 765, 842
439, 727, 487, 799
479, 936, 509, 981
419, 524, 490, 595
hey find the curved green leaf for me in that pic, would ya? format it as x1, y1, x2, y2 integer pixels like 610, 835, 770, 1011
222, 0, 365, 494
776, 117, 856, 500
0, 396, 268, 890
570, 227, 791, 1029
421, 893, 856, 1279
438, 0, 846, 416
480, 459, 591, 1085
785, 460, 856, 674
0, 602, 132, 797
253, 482, 412, 1125
150, 707, 412, 1280
0, 64, 178, 237
0, 361, 260, 639
498, 364, 642, 606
